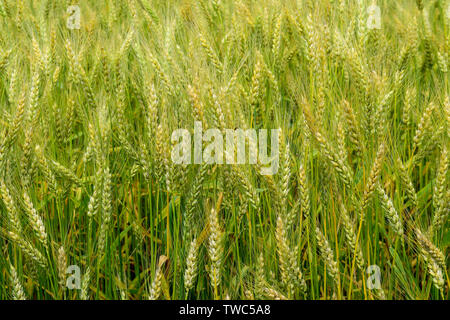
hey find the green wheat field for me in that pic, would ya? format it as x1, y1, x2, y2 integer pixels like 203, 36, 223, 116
0, 0, 448, 300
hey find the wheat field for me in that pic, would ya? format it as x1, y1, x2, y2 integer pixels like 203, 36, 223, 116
0, 0, 448, 300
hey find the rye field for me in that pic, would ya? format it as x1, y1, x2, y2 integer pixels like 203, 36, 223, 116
0, 0, 448, 300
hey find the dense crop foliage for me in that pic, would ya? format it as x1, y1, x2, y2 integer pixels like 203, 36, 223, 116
0, 0, 448, 300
